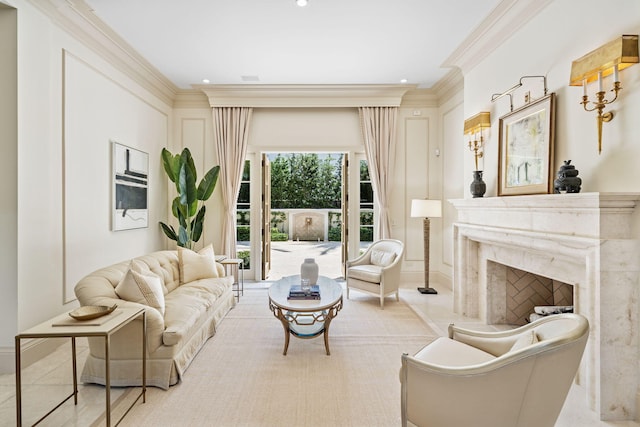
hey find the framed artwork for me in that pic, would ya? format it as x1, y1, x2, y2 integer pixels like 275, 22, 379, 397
498, 93, 556, 196
112, 141, 149, 230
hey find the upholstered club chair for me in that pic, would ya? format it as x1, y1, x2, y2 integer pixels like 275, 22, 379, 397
345, 239, 404, 309
400, 313, 589, 427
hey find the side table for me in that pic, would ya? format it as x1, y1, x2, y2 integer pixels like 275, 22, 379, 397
220, 258, 244, 301
15, 306, 146, 426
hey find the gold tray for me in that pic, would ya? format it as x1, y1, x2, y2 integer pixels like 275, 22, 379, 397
69, 304, 117, 321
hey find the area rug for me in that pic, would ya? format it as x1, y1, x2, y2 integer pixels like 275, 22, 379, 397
120, 288, 438, 426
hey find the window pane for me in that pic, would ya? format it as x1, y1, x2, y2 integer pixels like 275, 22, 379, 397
241, 160, 250, 181
360, 183, 373, 208
238, 182, 250, 205
236, 160, 250, 268
360, 160, 370, 181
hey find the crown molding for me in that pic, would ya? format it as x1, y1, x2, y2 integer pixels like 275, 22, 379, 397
195, 84, 417, 108
441, 0, 553, 75
173, 90, 210, 109
400, 89, 438, 108
28, 0, 178, 106
432, 68, 464, 102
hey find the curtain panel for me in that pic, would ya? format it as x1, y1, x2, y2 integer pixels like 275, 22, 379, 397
359, 106, 398, 240
212, 107, 253, 257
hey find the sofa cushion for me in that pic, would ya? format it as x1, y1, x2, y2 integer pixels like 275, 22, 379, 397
370, 249, 396, 267
348, 264, 383, 283
162, 288, 214, 346
115, 264, 165, 315
414, 337, 496, 367
178, 244, 219, 285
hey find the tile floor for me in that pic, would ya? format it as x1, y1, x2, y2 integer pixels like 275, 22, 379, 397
2, 275, 639, 426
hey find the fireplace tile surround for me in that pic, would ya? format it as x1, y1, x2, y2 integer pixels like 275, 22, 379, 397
450, 193, 640, 421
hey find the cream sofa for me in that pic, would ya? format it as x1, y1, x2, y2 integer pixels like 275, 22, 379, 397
74, 247, 235, 389
400, 313, 589, 427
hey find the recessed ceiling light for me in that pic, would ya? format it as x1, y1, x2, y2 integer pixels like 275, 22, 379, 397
296, 0, 308, 7
400, 78, 408, 84
241, 75, 260, 82
202, 79, 210, 84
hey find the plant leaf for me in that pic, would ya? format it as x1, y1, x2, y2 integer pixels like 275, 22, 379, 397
176, 204, 188, 229
177, 226, 189, 248
181, 148, 198, 183
161, 148, 180, 183
178, 161, 197, 216
197, 165, 220, 201
191, 206, 206, 243
171, 196, 181, 219
159, 222, 177, 242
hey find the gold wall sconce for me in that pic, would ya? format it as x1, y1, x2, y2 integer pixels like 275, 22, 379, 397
569, 34, 639, 154
464, 112, 491, 171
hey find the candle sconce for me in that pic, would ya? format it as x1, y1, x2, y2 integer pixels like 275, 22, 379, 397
569, 34, 638, 154
464, 112, 491, 171
464, 112, 491, 198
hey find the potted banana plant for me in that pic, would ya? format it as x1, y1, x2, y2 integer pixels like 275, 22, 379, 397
159, 147, 220, 249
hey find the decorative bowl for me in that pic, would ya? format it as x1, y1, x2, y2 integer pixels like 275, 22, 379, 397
69, 304, 117, 321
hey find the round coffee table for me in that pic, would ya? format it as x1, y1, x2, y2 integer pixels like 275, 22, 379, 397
268, 275, 343, 355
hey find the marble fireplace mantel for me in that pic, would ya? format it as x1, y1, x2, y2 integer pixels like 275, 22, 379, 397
449, 192, 640, 421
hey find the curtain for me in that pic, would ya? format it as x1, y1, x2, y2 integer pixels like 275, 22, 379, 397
359, 106, 398, 240
213, 107, 253, 257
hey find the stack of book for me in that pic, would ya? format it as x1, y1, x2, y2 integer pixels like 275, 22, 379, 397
288, 285, 321, 300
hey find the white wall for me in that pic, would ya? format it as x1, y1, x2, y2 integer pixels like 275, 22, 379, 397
0, 3, 18, 356
2, 0, 171, 366
438, 90, 465, 281
463, 0, 640, 198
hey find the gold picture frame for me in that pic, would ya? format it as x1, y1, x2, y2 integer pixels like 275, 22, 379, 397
498, 93, 556, 196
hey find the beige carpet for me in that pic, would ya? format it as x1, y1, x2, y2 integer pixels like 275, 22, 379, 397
120, 288, 437, 427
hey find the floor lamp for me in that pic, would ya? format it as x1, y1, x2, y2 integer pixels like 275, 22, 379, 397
410, 199, 442, 295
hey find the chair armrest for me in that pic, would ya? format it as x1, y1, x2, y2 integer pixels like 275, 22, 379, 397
346, 251, 371, 268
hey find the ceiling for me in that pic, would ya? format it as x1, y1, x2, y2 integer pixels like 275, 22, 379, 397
83, 0, 502, 90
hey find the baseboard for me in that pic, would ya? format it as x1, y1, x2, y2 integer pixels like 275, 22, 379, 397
0, 338, 66, 374
401, 271, 452, 291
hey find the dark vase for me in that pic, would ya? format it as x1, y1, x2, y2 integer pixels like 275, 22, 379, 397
470, 170, 486, 198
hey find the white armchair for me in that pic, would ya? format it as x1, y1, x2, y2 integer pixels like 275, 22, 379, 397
400, 313, 589, 427
345, 239, 404, 309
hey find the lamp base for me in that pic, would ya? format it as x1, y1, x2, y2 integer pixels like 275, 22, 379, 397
417, 287, 438, 295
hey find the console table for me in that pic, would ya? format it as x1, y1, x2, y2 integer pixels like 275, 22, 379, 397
15, 306, 147, 426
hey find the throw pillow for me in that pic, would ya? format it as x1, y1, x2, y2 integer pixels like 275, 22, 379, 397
178, 244, 219, 285
130, 259, 169, 295
510, 330, 539, 352
115, 264, 165, 315
370, 249, 397, 267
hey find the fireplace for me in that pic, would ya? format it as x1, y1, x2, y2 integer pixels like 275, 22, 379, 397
488, 262, 573, 325
450, 193, 640, 421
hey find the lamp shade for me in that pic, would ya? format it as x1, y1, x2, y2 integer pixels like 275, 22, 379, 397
463, 112, 491, 135
569, 34, 639, 85
411, 199, 442, 218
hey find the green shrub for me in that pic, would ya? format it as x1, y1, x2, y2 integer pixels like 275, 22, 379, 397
360, 226, 373, 242
328, 226, 342, 241
271, 232, 288, 241
236, 250, 250, 269
237, 226, 250, 241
